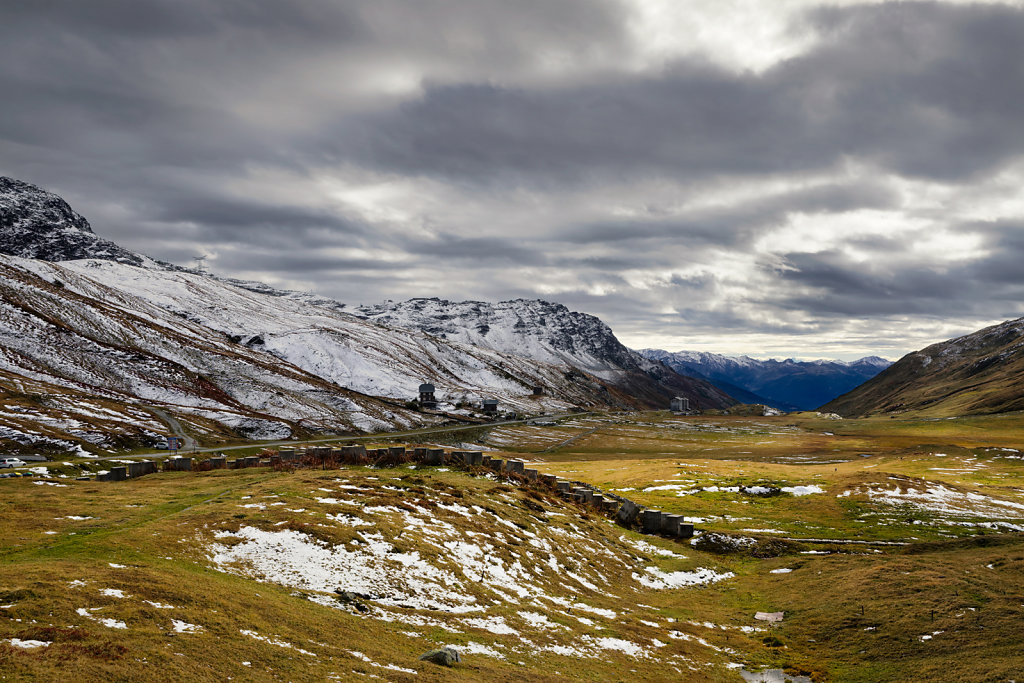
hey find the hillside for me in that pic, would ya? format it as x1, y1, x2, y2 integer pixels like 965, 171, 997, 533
1, 253, 650, 453
640, 349, 891, 411
356, 298, 734, 410
823, 317, 1024, 417
1, 177, 728, 454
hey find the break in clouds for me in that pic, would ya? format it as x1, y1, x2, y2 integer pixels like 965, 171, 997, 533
2, 0, 1024, 360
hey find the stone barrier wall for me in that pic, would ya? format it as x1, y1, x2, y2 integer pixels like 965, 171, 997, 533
91, 441, 696, 540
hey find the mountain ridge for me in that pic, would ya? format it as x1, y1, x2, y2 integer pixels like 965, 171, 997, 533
823, 317, 1024, 417
355, 297, 735, 410
639, 348, 892, 411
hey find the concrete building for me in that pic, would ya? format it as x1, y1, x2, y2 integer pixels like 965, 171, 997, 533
482, 398, 499, 414
670, 396, 690, 413
419, 383, 437, 408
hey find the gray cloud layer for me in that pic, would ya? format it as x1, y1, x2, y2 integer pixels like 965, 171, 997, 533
2, 1, 1023, 359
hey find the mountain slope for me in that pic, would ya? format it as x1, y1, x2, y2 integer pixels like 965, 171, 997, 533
640, 349, 891, 411
3, 252, 649, 453
823, 317, 1024, 417
0, 177, 148, 265
355, 298, 735, 410
0, 254, 435, 451
0, 176, 733, 454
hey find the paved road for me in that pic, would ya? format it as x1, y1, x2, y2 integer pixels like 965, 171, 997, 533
119, 411, 594, 460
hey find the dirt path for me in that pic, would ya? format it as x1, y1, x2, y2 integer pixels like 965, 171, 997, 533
149, 407, 198, 451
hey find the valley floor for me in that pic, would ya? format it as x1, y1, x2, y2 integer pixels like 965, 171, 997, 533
3, 412, 1024, 681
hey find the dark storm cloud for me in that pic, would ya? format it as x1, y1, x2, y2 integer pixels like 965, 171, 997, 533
558, 181, 899, 247
343, 2, 1024, 186
771, 226, 1024, 318
148, 194, 367, 237
213, 251, 399, 274
409, 233, 548, 265
1, 0, 1023, 357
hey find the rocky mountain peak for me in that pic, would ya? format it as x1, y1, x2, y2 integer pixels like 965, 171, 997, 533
354, 297, 639, 376
0, 176, 145, 266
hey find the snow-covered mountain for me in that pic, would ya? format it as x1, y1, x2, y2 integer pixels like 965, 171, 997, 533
355, 298, 734, 409
0, 177, 148, 266
639, 349, 891, 411
0, 176, 733, 454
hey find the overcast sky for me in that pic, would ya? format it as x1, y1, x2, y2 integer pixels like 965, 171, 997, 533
3, 1, 1024, 360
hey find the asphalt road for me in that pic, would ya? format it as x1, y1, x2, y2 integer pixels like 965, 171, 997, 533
123, 411, 593, 460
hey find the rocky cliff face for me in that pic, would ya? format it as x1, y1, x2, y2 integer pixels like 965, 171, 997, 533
0, 176, 146, 265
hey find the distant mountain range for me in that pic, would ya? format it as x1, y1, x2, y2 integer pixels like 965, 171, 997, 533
823, 317, 1024, 418
638, 349, 892, 411
0, 176, 731, 453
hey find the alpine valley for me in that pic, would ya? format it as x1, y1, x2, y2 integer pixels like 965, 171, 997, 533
0, 177, 732, 455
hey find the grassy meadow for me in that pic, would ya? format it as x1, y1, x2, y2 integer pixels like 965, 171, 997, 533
2, 412, 1024, 681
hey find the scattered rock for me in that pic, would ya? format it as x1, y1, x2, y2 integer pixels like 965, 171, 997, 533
755, 611, 785, 623
419, 646, 461, 667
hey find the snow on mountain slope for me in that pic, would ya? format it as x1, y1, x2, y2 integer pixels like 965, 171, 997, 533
356, 298, 638, 379
640, 349, 892, 412
1, 253, 629, 452
354, 298, 734, 409
0, 177, 150, 266
0, 255, 436, 450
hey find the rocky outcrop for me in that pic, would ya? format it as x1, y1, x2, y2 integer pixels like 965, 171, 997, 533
0, 177, 146, 265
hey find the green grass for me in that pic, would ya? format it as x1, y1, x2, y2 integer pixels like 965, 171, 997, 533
3, 412, 1024, 680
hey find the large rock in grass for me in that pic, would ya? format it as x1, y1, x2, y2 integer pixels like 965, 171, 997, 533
419, 646, 461, 666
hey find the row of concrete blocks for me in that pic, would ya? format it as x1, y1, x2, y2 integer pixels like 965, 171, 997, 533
276, 446, 528, 472
554, 480, 622, 515
551, 478, 695, 539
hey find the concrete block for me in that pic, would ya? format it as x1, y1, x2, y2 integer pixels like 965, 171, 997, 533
556, 481, 572, 493
617, 500, 640, 525
641, 509, 664, 534
467, 451, 483, 466
678, 523, 694, 539
662, 514, 684, 536
279, 449, 295, 461
524, 469, 539, 481
341, 445, 365, 462
423, 448, 444, 466
506, 460, 525, 475
109, 466, 127, 482
210, 457, 226, 469
489, 458, 504, 472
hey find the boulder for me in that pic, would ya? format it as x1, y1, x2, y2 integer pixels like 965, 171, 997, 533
419, 646, 461, 667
